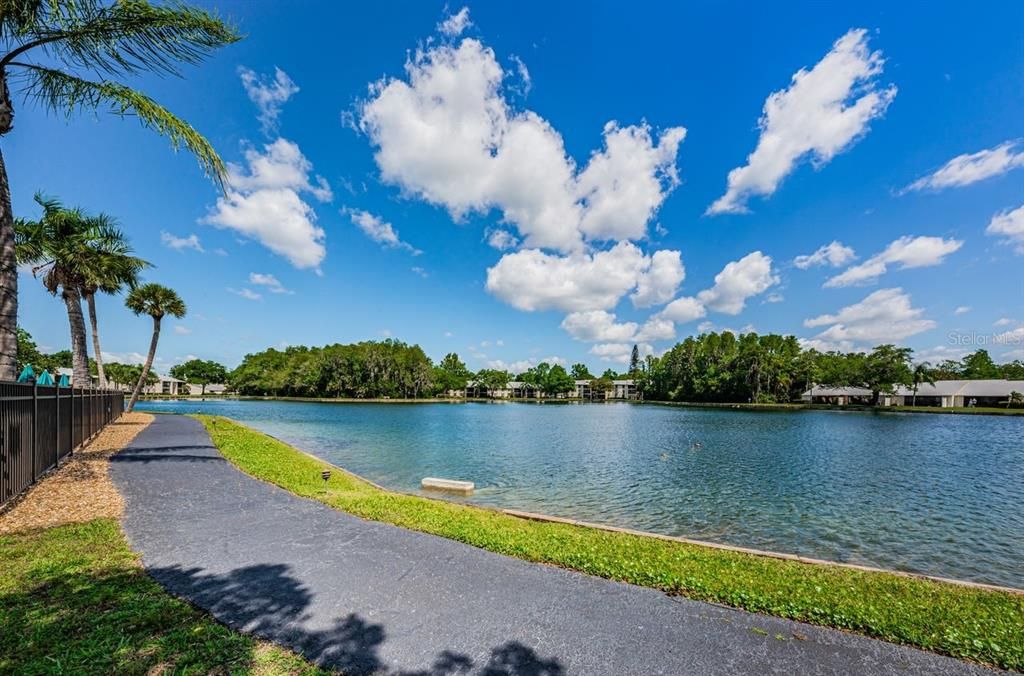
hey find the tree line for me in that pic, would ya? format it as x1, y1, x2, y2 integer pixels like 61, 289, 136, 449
638, 332, 1024, 405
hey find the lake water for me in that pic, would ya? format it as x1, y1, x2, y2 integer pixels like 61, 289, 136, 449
136, 399, 1024, 588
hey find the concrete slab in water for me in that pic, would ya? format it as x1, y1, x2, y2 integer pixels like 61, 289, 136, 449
421, 476, 474, 494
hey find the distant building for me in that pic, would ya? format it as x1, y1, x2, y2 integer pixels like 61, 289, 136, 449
802, 386, 877, 405
187, 383, 228, 396
456, 379, 638, 400
892, 380, 1024, 408
803, 379, 1024, 407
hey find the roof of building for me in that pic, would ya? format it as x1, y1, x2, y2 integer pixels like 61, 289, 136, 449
804, 386, 874, 397
894, 380, 1024, 397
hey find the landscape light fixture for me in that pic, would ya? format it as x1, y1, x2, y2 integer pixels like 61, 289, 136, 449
321, 469, 331, 492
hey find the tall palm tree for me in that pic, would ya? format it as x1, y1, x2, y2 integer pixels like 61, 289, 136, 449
124, 282, 184, 412
80, 237, 150, 387
910, 361, 935, 407
15, 193, 133, 385
0, 1, 240, 380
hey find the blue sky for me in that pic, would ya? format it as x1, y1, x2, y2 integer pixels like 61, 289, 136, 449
9, 1, 1024, 373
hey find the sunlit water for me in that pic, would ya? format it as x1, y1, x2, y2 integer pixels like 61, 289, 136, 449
137, 399, 1024, 587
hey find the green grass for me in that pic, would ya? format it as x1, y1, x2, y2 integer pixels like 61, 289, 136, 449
0, 518, 329, 675
196, 414, 1024, 671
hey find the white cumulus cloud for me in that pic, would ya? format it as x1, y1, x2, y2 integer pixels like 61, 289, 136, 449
793, 240, 856, 269
358, 37, 684, 253
986, 204, 1024, 254
486, 229, 519, 251
589, 342, 654, 364
486, 242, 685, 313
804, 287, 935, 346
239, 66, 300, 135
249, 272, 293, 295
824, 235, 962, 287
902, 141, 1024, 193
203, 139, 330, 270
707, 29, 896, 215
696, 251, 779, 314
660, 296, 707, 324
438, 6, 472, 37
346, 209, 421, 254
630, 249, 684, 308
161, 231, 204, 253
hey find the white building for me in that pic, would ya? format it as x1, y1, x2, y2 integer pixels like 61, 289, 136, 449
892, 380, 1024, 408
803, 380, 1024, 408
458, 378, 638, 400
187, 383, 228, 396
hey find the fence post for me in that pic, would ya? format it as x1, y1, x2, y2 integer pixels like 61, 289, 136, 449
31, 383, 38, 480
55, 384, 60, 461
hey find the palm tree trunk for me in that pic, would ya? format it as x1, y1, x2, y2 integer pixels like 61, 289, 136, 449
0, 143, 19, 381
62, 286, 90, 386
127, 316, 160, 413
84, 292, 107, 388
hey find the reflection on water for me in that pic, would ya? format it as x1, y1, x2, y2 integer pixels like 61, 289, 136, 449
138, 398, 1024, 587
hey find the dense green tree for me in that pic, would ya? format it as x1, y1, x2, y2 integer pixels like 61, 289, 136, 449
591, 375, 614, 398
15, 327, 41, 370
542, 364, 576, 396
434, 352, 472, 394
230, 340, 435, 399
629, 344, 640, 375
124, 283, 185, 411
601, 368, 618, 380
961, 349, 1000, 379
474, 368, 510, 396
861, 345, 914, 405
106, 361, 156, 389
0, 0, 241, 380
1000, 360, 1024, 380
169, 358, 227, 395
570, 363, 593, 379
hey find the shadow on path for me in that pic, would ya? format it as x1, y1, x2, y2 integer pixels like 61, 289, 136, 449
151, 561, 564, 676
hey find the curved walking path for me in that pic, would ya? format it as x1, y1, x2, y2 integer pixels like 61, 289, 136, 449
111, 415, 991, 675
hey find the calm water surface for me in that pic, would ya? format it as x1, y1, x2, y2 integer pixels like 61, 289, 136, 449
137, 399, 1024, 587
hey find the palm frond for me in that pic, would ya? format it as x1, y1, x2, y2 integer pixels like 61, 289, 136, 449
2, 0, 242, 77
0, 0, 48, 39
15, 63, 227, 187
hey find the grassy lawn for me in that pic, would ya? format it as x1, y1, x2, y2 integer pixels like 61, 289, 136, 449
0, 519, 328, 675
196, 414, 1024, 671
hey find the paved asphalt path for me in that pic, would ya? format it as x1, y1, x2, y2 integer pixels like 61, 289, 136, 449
110, 415, 993, 675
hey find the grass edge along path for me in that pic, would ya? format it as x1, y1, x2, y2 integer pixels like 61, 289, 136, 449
196, 415, 1024, 672
0, 518, 329, 675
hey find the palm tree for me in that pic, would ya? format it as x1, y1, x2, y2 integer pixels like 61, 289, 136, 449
15, 194, 135, 385
80, 237, 150, 388
124, 283, 185, 412
0, 1, 240, 380
910, 361, 935, 407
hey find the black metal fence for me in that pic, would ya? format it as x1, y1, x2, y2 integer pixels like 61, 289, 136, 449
0, 381, 125, 507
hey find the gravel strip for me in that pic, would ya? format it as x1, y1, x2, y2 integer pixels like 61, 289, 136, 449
0, 412, 153, 534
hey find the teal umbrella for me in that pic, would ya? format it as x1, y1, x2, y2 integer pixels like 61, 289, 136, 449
16, 364, 35, 383
36, 370, 55, 386
58, 373, 70, 387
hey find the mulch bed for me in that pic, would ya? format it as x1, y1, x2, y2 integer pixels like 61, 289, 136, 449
0, 412, 153, 534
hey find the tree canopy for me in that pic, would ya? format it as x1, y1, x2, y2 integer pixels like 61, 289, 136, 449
169, 358, 227, 393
